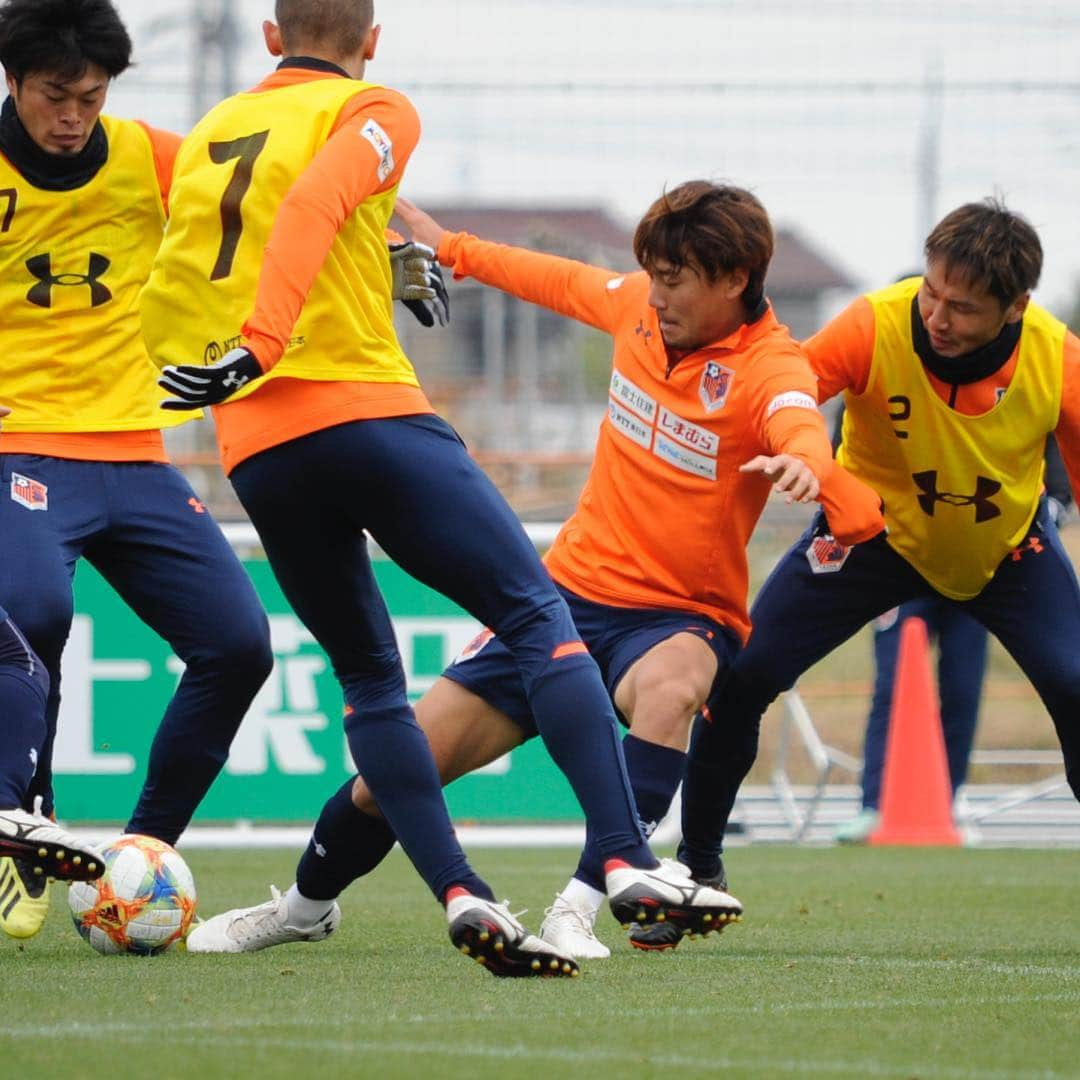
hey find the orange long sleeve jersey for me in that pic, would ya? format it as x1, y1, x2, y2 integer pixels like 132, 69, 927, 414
808, 295, 1080, 504
439, 233, 884, 643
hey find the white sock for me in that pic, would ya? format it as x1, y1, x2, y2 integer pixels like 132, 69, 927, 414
284, 883, 335, 927
561, 876, 605, 913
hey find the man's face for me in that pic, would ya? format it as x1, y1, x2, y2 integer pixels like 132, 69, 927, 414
6, 65, 109, 155
916, 259, 1027, 358
646, 258, 747, 351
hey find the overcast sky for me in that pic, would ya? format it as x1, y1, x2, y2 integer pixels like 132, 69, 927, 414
104, 0, 1080, 317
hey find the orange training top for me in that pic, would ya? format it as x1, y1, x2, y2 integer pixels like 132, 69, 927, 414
808, 294, 1080, 503
439, 233, 885, 642
201, 66, 431, 474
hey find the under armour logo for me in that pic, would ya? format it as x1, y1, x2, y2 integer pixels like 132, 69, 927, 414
912, 470, 1001, 523
314, 841, 327, 858
634, 319, 654, 343
188, 497, 206, 514
1010, 536, 1045, 562
28, 748, 38, 768
222, 370, 249, 389
639, 818, 660, 838
25, 252, 112, 308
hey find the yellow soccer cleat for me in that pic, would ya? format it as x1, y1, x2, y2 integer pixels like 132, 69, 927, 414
0, 856, 50, 939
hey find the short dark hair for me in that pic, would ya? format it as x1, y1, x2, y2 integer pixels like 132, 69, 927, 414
0, 0, 131, 84
924, 198, 1043, 307
275, 0, 373, 56
633, 181, 774, 305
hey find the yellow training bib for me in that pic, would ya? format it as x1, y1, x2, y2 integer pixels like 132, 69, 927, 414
141, 77, 417, 399
0, 116, 185, 432
838, 278, 1063, 598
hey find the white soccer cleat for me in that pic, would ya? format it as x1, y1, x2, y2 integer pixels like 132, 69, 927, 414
539, 893, 611, 959
605, 856, 743, 937
446, 891, 579, 978
186, 885, 340, 953
0, 799, 103, 883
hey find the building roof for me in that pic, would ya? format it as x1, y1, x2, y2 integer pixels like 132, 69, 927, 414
392, 203, 855, 293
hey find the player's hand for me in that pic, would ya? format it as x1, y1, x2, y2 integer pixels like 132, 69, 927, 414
740, 454, 820, 503
158, 347, 264, 410
395, 197, 448, 253
389, 240, 450, 327
0, 404, 10, 427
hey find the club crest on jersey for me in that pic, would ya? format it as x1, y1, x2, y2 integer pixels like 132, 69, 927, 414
699, 362, 734, 413
806, 534, 850, 574
11, 473, 47, 511
455, 627, 495, 663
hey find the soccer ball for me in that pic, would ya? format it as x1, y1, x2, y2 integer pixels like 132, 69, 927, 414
68, 834, 197, 955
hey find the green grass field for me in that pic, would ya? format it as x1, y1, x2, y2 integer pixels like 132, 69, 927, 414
4, 846, 1079, 1079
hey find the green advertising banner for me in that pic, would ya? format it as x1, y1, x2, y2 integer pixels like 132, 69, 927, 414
55, 559, 583, 824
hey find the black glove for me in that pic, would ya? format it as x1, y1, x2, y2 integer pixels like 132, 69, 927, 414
158, 347, 264, 410
389, 241, 450, 327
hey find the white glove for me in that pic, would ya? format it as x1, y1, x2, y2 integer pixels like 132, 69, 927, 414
389, 241, 450, 327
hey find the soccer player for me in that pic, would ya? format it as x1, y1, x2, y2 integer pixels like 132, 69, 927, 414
141, 0, 746, 977
180, 181, 886, 960
658, 198, 1080, 948
0, 0, 274, 939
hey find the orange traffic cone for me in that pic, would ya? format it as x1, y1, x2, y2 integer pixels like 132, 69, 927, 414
869, 616, 962, 846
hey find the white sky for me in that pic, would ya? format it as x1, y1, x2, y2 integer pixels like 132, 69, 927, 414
105, 0, 1080, 316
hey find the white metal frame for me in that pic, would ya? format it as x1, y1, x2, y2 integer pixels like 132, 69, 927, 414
769, 689, 1067, 842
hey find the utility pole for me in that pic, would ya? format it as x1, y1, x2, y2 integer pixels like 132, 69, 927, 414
916, 55, 944, 259
190, 0, 241, 128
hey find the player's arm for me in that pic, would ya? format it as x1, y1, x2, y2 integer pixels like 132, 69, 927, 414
802, 296, 876, 402
744, 356, 885, 545
395, 197, 623, 333
242, 90, 420, 370
1051, 331, 1080, 509
135, 122, 183, 215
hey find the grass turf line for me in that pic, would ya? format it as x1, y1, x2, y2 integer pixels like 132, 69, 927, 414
2, 846, 1078, 1080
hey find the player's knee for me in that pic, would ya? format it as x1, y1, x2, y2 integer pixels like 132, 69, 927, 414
350, 774, 380, 816
208, 615, 274, 686
2, 591, 70, 669
632, 673, 704, 731
495, 591, 576, 653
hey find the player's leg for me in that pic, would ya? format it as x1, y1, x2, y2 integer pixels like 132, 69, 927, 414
963, 502, 1080, 803
0, 608, 86, 938
229, 441, 489, 902
189, 675, 528, 952
678, 517, 928, 882
83, 463, 273, 845
542, 606, 739, 956
227, 434, 575, 975
0, 608, 49, 812
364, 416, 740, 935
934, 604, 988, 795
0, 455, 90, 819
293, 674, 527, 922
0, 461, 106, 939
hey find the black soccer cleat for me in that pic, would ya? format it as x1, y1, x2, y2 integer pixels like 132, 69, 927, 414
626, 860, 736, 951
446, 893, 580, 979
606, 857, 742, 942
0, 805, 103, 882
